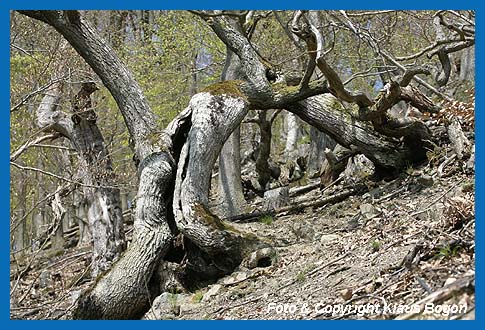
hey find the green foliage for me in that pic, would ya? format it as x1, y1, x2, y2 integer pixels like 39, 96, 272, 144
118, 11, 225, 127
435, 244, 460, 259
295, 271, 306, 283
371, 240, 381, 251
259, 214, 274, 225
192, 290, 204, 303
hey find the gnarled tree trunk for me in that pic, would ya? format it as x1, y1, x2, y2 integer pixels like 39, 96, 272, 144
35, 81, 125, 276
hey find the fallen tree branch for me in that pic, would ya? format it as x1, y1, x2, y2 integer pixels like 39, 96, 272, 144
228, 184, 366, 223
438, 153, 457, 177
288, 180, 321, 197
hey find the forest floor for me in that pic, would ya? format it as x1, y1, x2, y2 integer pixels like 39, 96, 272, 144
161, 161, 475, 320
10, 146, 475, 320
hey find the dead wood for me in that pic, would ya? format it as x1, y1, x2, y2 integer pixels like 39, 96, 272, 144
227, 184, 366, 223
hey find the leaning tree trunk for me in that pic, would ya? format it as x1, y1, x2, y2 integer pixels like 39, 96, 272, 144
286, 94, 426, 170
174, 93, 266, 278
18, 11, 177, 319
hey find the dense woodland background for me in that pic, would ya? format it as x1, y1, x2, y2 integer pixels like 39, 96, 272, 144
10, 10, 475, 320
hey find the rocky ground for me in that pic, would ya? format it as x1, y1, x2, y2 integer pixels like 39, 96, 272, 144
143, 162, 475, 320
10, 143, 475, 320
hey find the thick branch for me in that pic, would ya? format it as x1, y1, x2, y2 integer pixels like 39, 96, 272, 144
400, 67, 431, 87
286, 94, 413, 169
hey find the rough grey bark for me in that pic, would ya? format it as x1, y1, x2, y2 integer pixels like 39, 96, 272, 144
219, 127, 246, 216
174, 93, 264, 276
280, 113, 302, 184
74, 150, 176, 319
320, 144, 355, 186
263, 186, 289, 210
285, 113, 300, 157
218, 48, 247, 217
19, 11, 158, 160
460, 46, 475, 82
447, 118, 471, 160
286, 94, 422, 170
18, 11, 176, 319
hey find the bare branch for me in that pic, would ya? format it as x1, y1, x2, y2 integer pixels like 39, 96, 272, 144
291, 11, 374, 107
196, 13, 269, 90
273, 10, 305, 51
395, 38, 470, 61
10, 161, 119, 190
343, 66, 397, 85
10, 75, 68, 113
189, 10, 249, 18
10, 133, 60, 162
329, 11, 453, 101
400, 67, 431, 87
19, 10, 160, 159
445, 10, 475, 27
346, 10, 398, 17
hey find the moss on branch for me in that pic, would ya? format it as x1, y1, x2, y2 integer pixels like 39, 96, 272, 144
201, 80, 246, 99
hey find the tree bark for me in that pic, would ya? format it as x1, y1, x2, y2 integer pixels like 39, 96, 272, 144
320, 144, 355, 186
35, 81, 125, 276
219, 127, 246, 216
174, 93, 265, 280
20, 10, 443, 320
286, 94, 422, 170
285, 113, 300, 158
218, 47, 247, 217
18, 11, 179, 319
460, 45, 475, 82
307, 127, 336, 178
